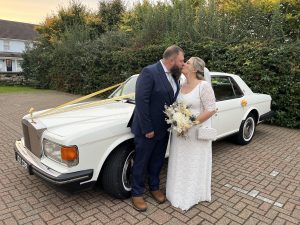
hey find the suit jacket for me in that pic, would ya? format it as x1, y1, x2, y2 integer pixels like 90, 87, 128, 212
128, 61, 180, 140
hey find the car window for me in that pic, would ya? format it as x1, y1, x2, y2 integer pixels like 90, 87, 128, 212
109, 76, 137, 99
211, 76, 243, 101
230, 77, 244, 98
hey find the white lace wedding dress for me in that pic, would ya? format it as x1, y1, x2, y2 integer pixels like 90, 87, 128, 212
166, 81, 216, 211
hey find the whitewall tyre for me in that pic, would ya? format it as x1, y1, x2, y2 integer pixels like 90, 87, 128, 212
235, 113, 256, 145
101, 143, 134, 199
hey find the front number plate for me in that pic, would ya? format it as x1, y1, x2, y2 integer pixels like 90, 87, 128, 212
16, 153, 29, 171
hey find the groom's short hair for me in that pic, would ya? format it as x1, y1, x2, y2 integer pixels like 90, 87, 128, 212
163, 45, 184, 60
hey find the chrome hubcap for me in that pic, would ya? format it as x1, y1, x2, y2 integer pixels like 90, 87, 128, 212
243, 117, 255, 141
122, 150, 134, 191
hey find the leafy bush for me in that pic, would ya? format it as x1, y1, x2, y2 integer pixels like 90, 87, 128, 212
21, 0, 299, 128
189, 41, 300, 128
22, 39, 300, 128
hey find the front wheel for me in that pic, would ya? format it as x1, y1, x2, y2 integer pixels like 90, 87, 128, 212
234, 113, 256, 145
101, 143, 134, 199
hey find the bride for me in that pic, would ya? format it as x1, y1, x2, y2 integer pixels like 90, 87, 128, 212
166, 57, 217, 211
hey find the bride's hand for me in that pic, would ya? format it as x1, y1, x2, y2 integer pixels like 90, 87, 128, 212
193, 120, 201, 125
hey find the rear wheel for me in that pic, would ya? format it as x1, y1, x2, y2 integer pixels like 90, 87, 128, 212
235, 113, 256, 145
101, 143, 134, 199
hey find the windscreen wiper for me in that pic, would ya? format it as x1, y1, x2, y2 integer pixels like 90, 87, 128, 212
122, 98, 135, 104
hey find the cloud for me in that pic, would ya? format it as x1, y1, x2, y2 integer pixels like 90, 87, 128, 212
0, 0, 99, 24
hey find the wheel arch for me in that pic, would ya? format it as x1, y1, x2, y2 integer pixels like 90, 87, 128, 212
242, 108, 259, 124
94, 135, 134, 182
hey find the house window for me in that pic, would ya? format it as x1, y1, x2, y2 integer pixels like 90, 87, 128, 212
0, 60, 3, 71
4, 40, 10, 51
6, 59, 12, 72
17, 60, 23, 72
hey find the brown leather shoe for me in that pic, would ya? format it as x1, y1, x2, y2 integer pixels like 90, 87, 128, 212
132, 196, 147, 212
150, 190, 166, 204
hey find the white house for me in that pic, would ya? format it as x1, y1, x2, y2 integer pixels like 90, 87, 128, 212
0, 19, 37, 73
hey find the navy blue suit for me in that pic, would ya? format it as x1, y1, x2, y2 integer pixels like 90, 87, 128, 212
128, 61, 180, 196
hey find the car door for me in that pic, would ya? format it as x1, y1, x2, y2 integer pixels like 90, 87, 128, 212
211, 76, 244, 138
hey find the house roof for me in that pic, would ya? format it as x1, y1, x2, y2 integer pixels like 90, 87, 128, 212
0, 19, 38, 41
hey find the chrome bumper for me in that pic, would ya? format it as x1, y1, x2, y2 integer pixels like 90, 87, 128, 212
259, 111, 275, 122
14, 140, 93, 186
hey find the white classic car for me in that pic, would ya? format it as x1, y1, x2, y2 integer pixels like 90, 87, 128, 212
14, 72, 274, 198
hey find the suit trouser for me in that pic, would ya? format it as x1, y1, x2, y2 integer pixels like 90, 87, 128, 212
131, 134, 169, 196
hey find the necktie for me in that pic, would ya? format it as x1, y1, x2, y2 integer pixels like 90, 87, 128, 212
166, 72, 177, 95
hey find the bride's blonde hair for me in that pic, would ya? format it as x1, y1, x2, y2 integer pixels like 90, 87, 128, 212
190, 57, 205, 80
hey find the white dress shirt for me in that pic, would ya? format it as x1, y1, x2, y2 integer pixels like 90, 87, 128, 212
160, 60, 177, 95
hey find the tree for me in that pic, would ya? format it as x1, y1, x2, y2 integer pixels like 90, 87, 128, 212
270, 3, 285, 43
281, 0, 300, 41
36, 1, 103, 45
99, 0, 125, 31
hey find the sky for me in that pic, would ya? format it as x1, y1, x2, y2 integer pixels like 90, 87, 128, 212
0, 0, 145, 24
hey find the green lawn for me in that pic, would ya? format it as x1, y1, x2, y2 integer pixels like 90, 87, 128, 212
0, 85, 43, 93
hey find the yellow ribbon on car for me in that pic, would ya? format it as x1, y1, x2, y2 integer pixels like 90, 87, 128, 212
30, 82, 135, 120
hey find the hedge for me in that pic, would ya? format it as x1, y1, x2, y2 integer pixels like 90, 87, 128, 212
22, 40, 300, 128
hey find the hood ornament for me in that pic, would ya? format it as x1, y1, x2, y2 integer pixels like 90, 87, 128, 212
29, 107, 36, 123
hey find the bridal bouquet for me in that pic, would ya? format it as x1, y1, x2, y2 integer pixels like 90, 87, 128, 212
164, 102, 196, 137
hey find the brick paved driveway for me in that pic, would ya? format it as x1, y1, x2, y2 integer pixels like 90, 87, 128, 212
0, 90, 299, 225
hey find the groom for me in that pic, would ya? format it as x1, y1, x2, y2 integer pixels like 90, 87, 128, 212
128, 45, 184, 211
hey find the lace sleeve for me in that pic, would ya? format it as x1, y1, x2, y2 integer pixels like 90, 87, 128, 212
200, 81, 216, 112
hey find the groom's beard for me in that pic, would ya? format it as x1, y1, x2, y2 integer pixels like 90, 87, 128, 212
170, 65, 181, 81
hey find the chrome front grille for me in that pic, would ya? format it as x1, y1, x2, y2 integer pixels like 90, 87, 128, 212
22, 119, 45, 158
22, 121, 31, 150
